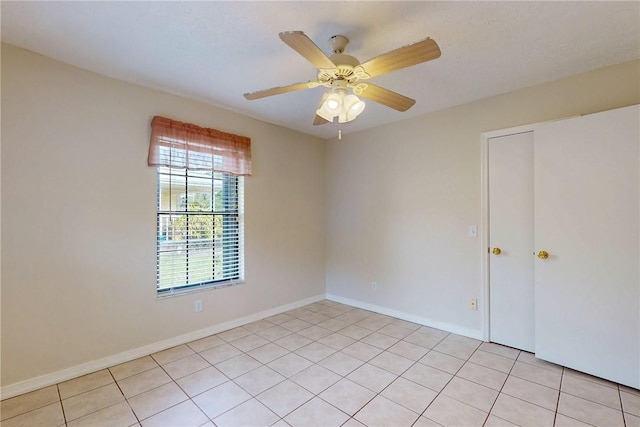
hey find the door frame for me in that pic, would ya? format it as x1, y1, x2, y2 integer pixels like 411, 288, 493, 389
479, 123, 537, 342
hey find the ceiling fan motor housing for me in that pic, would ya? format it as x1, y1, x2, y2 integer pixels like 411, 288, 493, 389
318, 35, 362, 84
329, 35, 349, 54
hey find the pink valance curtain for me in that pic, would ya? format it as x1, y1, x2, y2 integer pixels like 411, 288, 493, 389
148, 116, 252, 176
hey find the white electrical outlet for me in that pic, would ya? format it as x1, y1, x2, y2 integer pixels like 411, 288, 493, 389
470, 298, 478, 310
372, 281, 377, 291
195, 299, 202, 312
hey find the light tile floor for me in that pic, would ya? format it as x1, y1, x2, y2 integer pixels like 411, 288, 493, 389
1, 299, 639, 427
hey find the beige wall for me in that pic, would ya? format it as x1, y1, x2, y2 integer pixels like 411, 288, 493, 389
325, 60, 640, 336
1, 44, 326, 386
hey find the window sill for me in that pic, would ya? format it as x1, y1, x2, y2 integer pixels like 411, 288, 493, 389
156, 280, 245, 299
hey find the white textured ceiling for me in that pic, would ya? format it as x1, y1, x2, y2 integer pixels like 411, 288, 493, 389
2, 1, 639, 140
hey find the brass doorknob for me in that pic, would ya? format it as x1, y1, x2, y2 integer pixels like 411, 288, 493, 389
492, 248, 502, 255
537, 250, 549, 259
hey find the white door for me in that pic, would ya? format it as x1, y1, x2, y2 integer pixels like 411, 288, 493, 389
488, 131, 535, 352
534, 105, 639, 388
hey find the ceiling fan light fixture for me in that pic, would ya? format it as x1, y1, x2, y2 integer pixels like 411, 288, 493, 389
319, 87, 366, 124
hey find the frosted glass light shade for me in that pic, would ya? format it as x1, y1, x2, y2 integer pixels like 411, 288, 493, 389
343, 94, 365, 117
323, 93, 343, 114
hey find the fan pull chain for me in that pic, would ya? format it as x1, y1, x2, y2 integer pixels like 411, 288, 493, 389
338, 128, 342, 140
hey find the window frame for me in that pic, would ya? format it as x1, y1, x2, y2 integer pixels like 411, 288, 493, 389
155, 166, 245, 296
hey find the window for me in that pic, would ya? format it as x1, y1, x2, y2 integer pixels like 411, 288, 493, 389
157, 168, 243, 294
148, 116, 251, 295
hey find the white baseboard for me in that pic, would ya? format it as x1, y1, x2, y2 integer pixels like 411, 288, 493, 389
326, 294, 484, 341
1, 294, 325, 400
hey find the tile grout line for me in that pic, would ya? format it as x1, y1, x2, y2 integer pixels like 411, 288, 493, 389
56, 383, 68, 425
336, 314, 445, 423
107, 366, 140, 426
6, 300, 637, 426
489, 363, 569, 425
552, 367, 565, 427
280, 307, 376, 423
281, 308, 386, 424
410, 332, 465, 424
220, 310, 632, 422
120, 348, 218, 424
349, 332, 450, 425
1, 385, 64, 424
333, 313, 426, 424
560, 374, 629, 413
267, 309, 420, 424
145, 362, 202, 425
277, 311, 505, 425
618, 383, 628, 427
478, 348, 515, 427
408, 332, 454, 426
413, 336, 520, 424
205, 311, 362, 425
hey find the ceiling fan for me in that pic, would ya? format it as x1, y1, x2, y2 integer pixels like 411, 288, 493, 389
243, 31, 441, 125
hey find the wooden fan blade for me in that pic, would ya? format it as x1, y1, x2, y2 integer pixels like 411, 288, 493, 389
357, 38, 440, 79
279, 31, 336, 70
358, 83, 416, 112
244, 82, 312, 100
313, 115, 330, 125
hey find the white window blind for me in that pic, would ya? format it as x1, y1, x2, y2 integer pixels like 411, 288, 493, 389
156, 167, 243, 294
